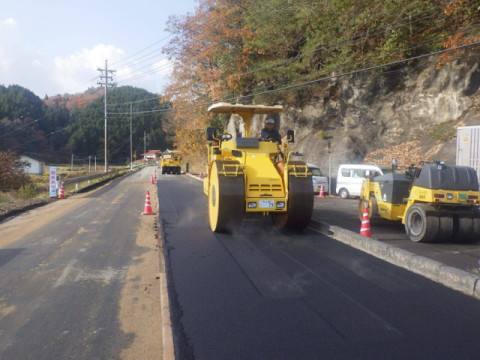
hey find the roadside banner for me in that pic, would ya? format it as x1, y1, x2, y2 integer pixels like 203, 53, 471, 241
49, 167, 57, 197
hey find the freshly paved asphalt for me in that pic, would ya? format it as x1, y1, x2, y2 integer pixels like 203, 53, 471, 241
158, 174, 480, 360
315, 197, 480, 269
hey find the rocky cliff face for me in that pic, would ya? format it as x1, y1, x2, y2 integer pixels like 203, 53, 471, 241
229, 53, 480, 180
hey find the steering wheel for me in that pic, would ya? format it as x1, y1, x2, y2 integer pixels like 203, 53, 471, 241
261, 136, 273, 142
221, 133, 232, 140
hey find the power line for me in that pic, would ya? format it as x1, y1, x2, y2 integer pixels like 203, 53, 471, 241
157, 0, 467, 102
9, 128, 67, 151
232, 22, 480, 100
110, 34, 174, 67
0, 116, 45, 139
113, 0, 295, 86
106, 40, 480, 116
90, 0, 461, 90
100, 7, 223, 85
8, 43, 479, 153
116, 59, 173, 84
107, 94, 163, 108
224, 4, 443, 83
142, 0, 446, 103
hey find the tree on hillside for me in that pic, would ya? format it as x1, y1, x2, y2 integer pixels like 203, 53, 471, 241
163, 0, 480, 169
0, 151, 31, 191
0, 85, 45, 120
164, 0, 254, 164
0, 85, 49, 154
67, 86, 172, 163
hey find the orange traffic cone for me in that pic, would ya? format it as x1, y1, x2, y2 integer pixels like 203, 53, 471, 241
360, 202, 371, 237
150, 175, 155, 184
58, 182, 65, 199
141, 190, 155, 215
317, 185, 325, 198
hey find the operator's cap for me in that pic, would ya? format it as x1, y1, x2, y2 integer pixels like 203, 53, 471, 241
265, 118, 275, 124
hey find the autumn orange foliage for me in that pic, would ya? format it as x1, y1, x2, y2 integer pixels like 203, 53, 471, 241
437, 32, 480, 70
44, 88, 103, 110
163, 0, 256, 170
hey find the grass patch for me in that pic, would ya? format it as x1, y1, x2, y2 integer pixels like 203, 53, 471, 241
14, 183, 48, 200
429, 121, 457, 142
0, 166, 134, 217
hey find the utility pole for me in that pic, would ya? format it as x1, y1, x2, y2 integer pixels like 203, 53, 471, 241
71, 154, 74, 171
130, 103, 133, 170
97, 60, 116, 172
328, 140, 332, 194
322, 136, 333, 194
144, 131, 147, 162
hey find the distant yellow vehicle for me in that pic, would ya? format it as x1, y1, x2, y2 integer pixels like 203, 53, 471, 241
161, 151, 181, 175
359, 161, 480, 243
204, 102, 313, 233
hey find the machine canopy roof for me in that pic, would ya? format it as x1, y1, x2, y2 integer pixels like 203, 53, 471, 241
208, 102, 283, 115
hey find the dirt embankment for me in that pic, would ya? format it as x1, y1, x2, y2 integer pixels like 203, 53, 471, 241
118, 184, 168, 360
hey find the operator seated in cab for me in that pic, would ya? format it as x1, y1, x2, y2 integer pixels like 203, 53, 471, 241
260, 118, 282, 144
260, 117, 286, 176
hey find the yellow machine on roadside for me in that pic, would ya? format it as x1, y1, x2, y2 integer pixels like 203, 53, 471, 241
204, 102, 313, 232
161, 150, 181, 175
359, 161, 480, 242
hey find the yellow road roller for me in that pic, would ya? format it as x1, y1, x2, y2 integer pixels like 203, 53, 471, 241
161, 150, 181, 174
359, 161, 480, 243
204, 102, 313, 232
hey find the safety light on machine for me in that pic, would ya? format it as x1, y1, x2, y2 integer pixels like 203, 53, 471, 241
276, 201, 285, 208
248, 202, 257, 208
446, 193, 454, 200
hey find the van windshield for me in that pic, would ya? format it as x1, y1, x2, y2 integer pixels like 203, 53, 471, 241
310, 168, 323, 176
352, 169, 365, 178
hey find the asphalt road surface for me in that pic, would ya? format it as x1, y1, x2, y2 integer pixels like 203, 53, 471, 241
0, 168, 163, 360
315, 197, 480, 274
158, 174, 480, 360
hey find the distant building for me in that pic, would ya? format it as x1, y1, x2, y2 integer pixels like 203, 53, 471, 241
20, 155, 45, 175
144, 150, 161, 161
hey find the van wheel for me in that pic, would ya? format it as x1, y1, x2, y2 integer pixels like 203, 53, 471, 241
338, 188, 349, 199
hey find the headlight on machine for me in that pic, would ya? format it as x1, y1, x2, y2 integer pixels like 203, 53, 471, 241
248, 202, 257, 208
446, 193, 453, 200
276, 201, 285, 208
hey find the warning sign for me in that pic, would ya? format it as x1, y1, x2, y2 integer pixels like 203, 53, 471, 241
49, 167, 57, 197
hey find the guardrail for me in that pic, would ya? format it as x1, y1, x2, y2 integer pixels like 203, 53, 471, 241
62, 169, 119, 186
60, 168, 133, 194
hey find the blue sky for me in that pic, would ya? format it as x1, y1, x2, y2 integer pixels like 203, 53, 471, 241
0, 0, 198, 97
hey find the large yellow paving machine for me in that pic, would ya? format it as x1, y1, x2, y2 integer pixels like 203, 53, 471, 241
204, 102, 313, 232
359, 161, 480, 242
161, 150, 181, 174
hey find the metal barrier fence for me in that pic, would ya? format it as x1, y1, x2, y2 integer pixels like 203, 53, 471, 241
61, 169, 131, 193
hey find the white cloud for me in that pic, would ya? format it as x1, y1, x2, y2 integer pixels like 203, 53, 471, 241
3, 18, 17, 26
0, 17, 32, 88
53, 44, 125, 94
0, 18, 129, 96
114, 57, 173, 94
153, 58, 173, 77
0, 18, 169, 97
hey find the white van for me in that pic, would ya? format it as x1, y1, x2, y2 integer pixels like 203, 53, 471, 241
307, 164, 329, 194
336, 164, 386, 199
